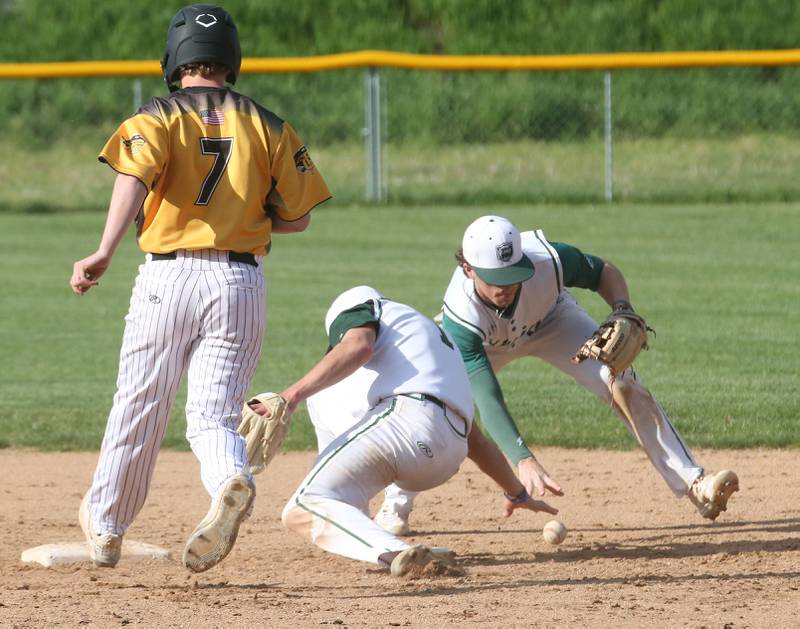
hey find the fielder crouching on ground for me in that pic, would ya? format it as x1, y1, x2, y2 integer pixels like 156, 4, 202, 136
250, 286, 557, 577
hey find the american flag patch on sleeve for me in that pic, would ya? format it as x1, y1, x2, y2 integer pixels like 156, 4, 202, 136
200, 109, 225, 125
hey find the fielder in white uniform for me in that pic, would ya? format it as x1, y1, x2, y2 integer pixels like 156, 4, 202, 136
264, 286, 556, 576
69, 4, 330, 571
382, 216, 738, 529
306, 374, 418, 535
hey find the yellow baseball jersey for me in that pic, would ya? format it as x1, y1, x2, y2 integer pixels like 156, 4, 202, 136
99, 86, 331, 255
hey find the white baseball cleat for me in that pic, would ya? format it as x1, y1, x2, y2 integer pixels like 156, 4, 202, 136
79, 492, 122, 568
374, 502, 412, 536
182, 474, 255, 573
390, 544, 462, 578
689, 469, 739, 520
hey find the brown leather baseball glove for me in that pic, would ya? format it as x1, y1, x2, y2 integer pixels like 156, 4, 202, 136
572, 304, 654, 377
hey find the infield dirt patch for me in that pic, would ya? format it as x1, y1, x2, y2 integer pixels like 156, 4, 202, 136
2, 448, 798, 627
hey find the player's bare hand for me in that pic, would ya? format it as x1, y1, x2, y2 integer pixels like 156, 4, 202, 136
71, 252, 112, 295
518, 457, 564, 497
502, 494, 559, 518
248, 400, 268, 416
249, 394, 299, 416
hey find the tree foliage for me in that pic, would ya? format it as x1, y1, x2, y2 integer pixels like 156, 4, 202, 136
2, 0, 799, 144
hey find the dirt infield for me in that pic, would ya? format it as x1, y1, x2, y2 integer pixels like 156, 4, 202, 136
2, 448, 799, 627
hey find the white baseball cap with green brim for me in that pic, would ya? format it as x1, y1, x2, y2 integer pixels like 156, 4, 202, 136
462, 215, 535, 286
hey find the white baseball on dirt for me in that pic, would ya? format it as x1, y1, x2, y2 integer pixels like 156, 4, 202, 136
542, 520, 567, 545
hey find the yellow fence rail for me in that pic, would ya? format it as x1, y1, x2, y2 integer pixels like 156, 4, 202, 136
2, 49, 800, 79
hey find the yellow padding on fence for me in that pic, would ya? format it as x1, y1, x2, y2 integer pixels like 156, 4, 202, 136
2, 49, 800, 79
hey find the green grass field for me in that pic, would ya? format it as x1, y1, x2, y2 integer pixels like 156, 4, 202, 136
3, 134, 800, 211
0, 202, 797, 452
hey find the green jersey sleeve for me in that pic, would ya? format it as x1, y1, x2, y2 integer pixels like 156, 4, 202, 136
550, 241, 604, 290
441, 312, 488, 375
442, 313, 534, 464
328, 302, 379, 348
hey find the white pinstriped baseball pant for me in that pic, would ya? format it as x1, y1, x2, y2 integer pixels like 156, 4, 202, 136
86, 250, 265, 536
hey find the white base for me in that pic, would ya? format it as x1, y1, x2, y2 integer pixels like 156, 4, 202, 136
21, 540, 172, 568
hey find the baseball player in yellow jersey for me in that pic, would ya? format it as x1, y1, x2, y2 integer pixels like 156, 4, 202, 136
69, 4, 330, 572
250, 286, 557, 576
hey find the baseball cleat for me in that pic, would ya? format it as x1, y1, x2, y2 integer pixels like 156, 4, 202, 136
390, 544, 463, 578
79, 492, 122, 568
429, 547, 457, 563
374, 503, 412, 536
183, 474, 255, 573
689, 469, 739, 520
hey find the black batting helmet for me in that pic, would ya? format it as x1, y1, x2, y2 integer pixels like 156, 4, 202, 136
161, 4, 241, 89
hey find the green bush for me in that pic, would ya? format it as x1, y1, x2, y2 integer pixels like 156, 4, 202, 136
2, 0, 800, 144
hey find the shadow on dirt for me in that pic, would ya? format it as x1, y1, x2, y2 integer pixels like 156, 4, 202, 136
413, 517, 800, 565
363, 568, 800, 600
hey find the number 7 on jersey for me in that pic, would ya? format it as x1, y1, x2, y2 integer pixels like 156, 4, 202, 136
196, 137, 234, 205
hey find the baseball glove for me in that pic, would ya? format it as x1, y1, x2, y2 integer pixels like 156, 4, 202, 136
572, 304, 654, 377
237, 392, 290, 475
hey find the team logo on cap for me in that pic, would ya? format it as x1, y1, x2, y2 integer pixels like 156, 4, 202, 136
195, 13, 218, 28
496, 242, 514, 263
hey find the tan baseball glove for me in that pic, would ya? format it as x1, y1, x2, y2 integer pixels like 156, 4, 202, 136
237, 392, 290, 475
572, 305, 654, 377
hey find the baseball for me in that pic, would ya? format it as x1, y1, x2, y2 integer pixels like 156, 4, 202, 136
542, 519, 567, 545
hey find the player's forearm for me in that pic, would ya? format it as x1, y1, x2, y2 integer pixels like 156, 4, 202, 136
467, 422, 526, 497
281, 330, 373, 411
596, 262, 631, 308
470, 368, 534, 465
97, 174, 147, 257
271, 212, 311, 233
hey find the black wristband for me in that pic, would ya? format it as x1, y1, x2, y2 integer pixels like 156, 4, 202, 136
504, 488, 530, 504
612, 299, 633, 313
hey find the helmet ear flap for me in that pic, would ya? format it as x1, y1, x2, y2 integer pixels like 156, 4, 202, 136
160, 51, 169, 84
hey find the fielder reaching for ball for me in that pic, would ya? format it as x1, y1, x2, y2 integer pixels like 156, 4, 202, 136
252, 286, 557, 576
381, 215, 738, 531
70, 4, 330, 571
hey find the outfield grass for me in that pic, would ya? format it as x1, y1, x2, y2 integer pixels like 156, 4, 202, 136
0, 203, 797, 452
3, 134, 800, 211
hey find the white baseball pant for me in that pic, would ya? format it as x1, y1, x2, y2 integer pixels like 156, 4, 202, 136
488, 291, 703, 496
86, 250, 264, 535
306, 393, 420, 518
283, 396, 469, 564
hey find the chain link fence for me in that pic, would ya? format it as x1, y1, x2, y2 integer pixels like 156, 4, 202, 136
3, 63, 800, 210
368, 65, 800, 205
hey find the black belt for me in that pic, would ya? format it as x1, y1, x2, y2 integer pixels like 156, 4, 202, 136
399, 393, 446, 411
399, 392, 468, 438
150, 251, 258, 267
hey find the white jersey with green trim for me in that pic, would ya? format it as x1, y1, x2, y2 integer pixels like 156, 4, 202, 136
442, 229, 564, 351
306, 370, 372, 450
330, 297, 474, 424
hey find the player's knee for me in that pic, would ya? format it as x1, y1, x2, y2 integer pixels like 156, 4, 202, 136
600, 365, 640, 395
281, 499, 298, 530
281, 497, 315, 537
